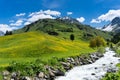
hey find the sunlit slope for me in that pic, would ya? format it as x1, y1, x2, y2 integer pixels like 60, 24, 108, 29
0, 31, 94, 58
0, 31, 95, 66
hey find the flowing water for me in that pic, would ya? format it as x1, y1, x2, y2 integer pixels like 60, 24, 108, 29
55, 48, 120, 80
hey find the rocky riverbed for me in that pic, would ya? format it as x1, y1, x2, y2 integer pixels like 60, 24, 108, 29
55, 48, 120, 80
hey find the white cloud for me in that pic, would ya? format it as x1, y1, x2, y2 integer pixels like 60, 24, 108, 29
91, 9, 120, 23
0, 24, 17, 33
91, 19, 101, 23
26, 10, 61, 24
0, 10, 62, 32
24, 22, 31, 26
10, 20, 23, 26
16, 13, 26, 17
44, 10, 61, 16
67, 12, 73, 15
29, 10, 61, 17
76, 17, 85, 23
28, 14, 54, 22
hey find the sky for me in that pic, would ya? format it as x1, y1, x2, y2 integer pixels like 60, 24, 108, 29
0, 0, 120, 32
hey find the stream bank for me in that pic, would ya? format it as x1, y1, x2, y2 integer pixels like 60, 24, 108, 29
56, 48, 120, 80
1, 51, 104, 80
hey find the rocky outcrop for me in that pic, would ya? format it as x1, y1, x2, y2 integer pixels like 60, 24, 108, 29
1, 52, 103, 80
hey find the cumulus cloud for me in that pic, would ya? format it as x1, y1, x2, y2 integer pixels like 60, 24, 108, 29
91, 9, 120, 23
16, 13, 26, 17
10, 20, 23, 26
67, 12, 73, 15
24, 22, 31, 26
76, 17, 85, 23
28, 14, 53, 23
24, 10, 61, 25
0, 24, 17, 33
29, 10, 61, 17
44, 10, 61, 16
91, 19, 101, 23
0, 10, 62, 32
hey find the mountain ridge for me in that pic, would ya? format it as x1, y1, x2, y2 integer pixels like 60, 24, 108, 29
13, 18, 112, 40
102, 17, 120, 33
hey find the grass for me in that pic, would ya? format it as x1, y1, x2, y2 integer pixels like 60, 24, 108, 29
102, 63, 120, 80
116, 47, 120, 55
0, 31, 96, 67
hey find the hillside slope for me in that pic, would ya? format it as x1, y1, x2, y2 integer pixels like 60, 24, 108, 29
0, 18, 112, 66
13, 19, 112, 40
0, 31, 95, 66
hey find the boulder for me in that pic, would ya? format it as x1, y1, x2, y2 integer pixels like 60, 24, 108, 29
11, 72, 19, 80
3, 76, 8, 80
95, 67, 98, 69
33, 77, 39, 80
54, 69, 65, 76
91, 73, 96, 75
38, 72, 44, 78
49, 70, 55, 77
20, 76, 31, 80
2, 71, 9, 76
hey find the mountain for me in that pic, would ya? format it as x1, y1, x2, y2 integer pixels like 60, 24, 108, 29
13, 18, 112, 40
102, 17, 120, 33
58, 16, 80, 24
0, 17, 112, 67
0, 31, 4, 36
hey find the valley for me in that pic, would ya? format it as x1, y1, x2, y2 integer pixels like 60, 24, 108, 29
0, 16, 120, 80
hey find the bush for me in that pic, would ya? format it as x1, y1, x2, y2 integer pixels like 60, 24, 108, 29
89, 36, 106, 48
70, 34, 75, 41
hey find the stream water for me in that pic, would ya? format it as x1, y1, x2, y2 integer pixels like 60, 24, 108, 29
55, 48, 120, 80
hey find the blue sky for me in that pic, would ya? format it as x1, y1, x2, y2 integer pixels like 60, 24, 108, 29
0, 0, 120, 32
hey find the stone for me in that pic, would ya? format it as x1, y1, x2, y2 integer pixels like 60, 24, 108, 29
54, 69, 65, 76
44, 74, 49, 79
21, 76, 31, 80
3, 76, 8, 80
11, 72, 19, 80
38, 72, 44, 78
102, 64, 106, 66
11, 72, 18, 78
95, 67, 98, 69
91, 73, 96, 75
60, 62, 70, 67
110, 62, 113, 64
2, 71, 9, 76
33, 77, 39, 80
49, 70, 55, 77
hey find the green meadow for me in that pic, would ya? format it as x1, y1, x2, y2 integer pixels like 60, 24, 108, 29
0, 31, 95, 67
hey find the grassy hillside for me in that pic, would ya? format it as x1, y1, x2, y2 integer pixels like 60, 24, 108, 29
0, 18, 112, 67
13, 19, 112, 40
0, 31, 95, 67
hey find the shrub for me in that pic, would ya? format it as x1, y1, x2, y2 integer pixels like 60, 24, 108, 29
70, 34, 75, 41
89, 36, 106, 48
